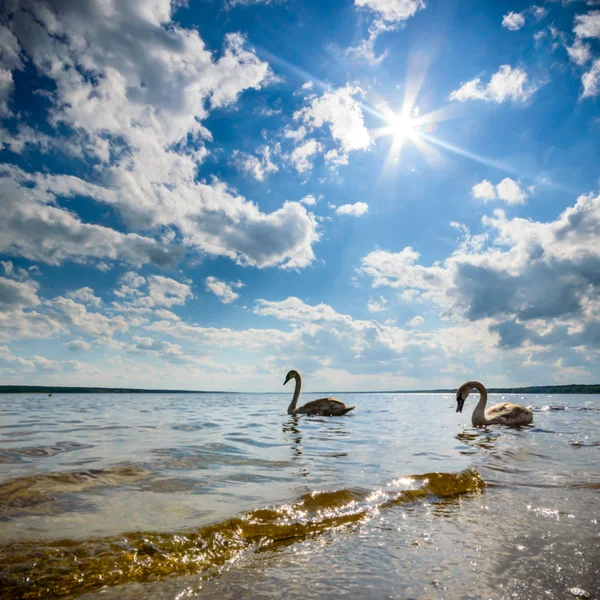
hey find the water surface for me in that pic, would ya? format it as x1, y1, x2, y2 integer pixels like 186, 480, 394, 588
0, 392, 598, 599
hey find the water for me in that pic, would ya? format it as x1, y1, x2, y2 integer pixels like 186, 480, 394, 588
0, 392, 598, 599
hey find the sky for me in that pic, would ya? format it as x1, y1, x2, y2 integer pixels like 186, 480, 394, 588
0, 0, 599, 392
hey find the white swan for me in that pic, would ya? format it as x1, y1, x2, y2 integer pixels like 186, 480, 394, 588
456, 380, 533, 427
284, 370, 355, 416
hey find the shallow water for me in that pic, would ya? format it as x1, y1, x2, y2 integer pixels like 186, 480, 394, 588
0, 392, 598, 599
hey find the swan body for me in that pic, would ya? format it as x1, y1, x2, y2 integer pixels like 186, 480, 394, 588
284, 370, 355, 416
456, 380, 533, 427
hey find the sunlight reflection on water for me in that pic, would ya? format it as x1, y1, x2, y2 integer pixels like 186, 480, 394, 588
0, 392, 598, 599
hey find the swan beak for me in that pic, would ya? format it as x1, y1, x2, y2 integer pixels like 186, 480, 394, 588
283, 377, 289, 385
456, 394, 465, 413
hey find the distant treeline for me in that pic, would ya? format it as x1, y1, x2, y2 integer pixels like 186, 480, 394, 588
0, 384, 599, 394
0, 385, 221, 394
386, 384, 600, 395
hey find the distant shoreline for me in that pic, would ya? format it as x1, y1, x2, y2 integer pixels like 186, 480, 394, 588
1, 384, 599, 394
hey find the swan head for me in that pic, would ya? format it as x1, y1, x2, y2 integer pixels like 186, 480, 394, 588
456, 382, 473, 413
284, 369, 299, 385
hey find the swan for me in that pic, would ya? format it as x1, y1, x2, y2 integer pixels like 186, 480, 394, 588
284, 370, 355, 416
456, 380, 533, 427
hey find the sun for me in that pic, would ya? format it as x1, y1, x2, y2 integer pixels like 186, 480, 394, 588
388, 112, 416, 141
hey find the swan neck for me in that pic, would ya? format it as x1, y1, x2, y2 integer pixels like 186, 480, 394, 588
287, 373, 301, 415
470, 381, 488, 426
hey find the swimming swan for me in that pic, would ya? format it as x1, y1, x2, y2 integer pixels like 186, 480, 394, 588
284, 370, 355, 416
456, 380, 533, 427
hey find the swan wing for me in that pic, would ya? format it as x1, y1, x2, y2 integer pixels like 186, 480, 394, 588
486, 402, 532, 425
295, 397, 354, 416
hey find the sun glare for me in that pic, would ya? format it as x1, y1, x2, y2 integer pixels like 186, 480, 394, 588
389, 113, 416, 141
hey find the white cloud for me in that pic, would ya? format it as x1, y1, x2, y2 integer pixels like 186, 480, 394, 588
566, 39, 592, 65
0, 2, 321, 272
147, 319, 301, 352
284, 125, 307, 142
226, 0, 276, 7
67, 287, 102, 307
336, 202, 369, 216
406, 315, 424, 327
294, 85, 372, 155
253, 296, 438, 366
0, 346, 82, 373
0, 276, 40, 310
367, 296, 388, 312
502, 11, 526, 31
49, 297, 128, 337
205, 276, 241, 304
0, 24, 23, 70
290, 139, 323, 173
531, 6, 548, 20
471, 180, 497, 202
147, 276, 192, 307
347, 19, 396, 65
359, 191, 600, 354
232, 145, 279, 181
573, 10, 600, 39
300, 195, 317, 206
65, 339, 92, 351
354, 0, 425, 23
472, 178, 528, 205
0, 68, 14, 117
582, 57, 600, 97
0, 167, 183, 269
450, 65, 538, 103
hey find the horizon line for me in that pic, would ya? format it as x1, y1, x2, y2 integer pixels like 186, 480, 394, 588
0, 383, 598, 395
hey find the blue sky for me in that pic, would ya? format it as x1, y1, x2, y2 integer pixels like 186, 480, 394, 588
0, 0, 599, 391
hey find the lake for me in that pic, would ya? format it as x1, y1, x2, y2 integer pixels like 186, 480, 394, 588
0, 391, 598, 599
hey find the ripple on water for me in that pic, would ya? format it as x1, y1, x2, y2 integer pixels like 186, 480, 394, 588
0, 441, 94, 464
0, 469, 485, 599
0, 464, 151, 518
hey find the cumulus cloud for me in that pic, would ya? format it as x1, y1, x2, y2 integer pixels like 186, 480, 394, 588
0, 1, 321, 271
293, 85, 372, 158
67, 287, 102, 307
359, 191, 600, 353
0, 68, 14, 117
582, 58, 600, 97
0, 345, 82, 373
232, 145, 279, 181
349, 0, 426, 65
147, 319, 301, 352
347, 19, 396, 65
0, 276, 40, 310
65, 339, 92, 351
0, 167, 183, 268
449, 65, 538, 103
472, 178, 529, 205
354, 0, 425, 23
290, 139, 323, 173
406, 315, 424, 327
573, 10, 600, 39
299, 195, 317, 206
367, 296, 388, 312
566, 39, 593, 65
253, 296, 438, 368
336, 202, 369, 216
49, 297, 129, 337
502, 11, 526, 31
147, 276, 192, 307
205, 276, 242, 304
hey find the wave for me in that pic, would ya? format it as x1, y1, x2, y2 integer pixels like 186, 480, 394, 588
0, 468, 484, 599
0, 464, 150, 518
